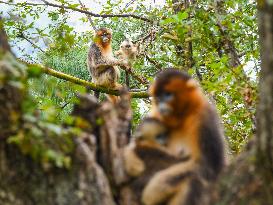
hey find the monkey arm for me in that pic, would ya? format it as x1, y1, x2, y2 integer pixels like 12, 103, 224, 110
123, 141, 177, 178
123, 143, 146, 177
115, 50, 122, 57
94, 58, 128, 69
141, 160, 196, 205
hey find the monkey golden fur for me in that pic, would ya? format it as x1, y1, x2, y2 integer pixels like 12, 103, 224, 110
88, 28, 118, 87
139, 68, 226, 205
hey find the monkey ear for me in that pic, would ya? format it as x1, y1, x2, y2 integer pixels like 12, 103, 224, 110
186, 79, 198, 89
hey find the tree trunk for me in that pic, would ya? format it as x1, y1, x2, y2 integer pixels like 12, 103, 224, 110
256, 0, 273, 171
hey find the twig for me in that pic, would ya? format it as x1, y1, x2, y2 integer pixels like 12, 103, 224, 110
130, 88, 147, 92
133, 29, 157, 44
145, 54, 162, 70
120, 66, 149, 85
18, 33, 45, 53
24, 62, 149, 98
0, 1, 44, 6
125, 0, 136, 9
0, 0, 152, 22
125, 71, 130, 88
77, 0, 97, 31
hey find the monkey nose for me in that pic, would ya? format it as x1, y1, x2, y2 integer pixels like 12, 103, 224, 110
125, 45, 131, 48
102, 37, 109, 43
158, 103, 172, 116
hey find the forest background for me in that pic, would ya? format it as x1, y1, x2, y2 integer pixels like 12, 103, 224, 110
0, 0, 259, 156
2, 1, 273, 204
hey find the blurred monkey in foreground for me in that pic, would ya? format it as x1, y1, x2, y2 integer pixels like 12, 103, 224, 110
141, 69, 226, 205
87, 28, 128, 102
122, 69, 226, 205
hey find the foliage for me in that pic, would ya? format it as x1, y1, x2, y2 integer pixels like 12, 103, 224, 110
0, 0, 259, 154
0, 52, 84, 169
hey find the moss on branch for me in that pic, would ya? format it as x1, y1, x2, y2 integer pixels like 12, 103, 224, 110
26, 63, 150, 98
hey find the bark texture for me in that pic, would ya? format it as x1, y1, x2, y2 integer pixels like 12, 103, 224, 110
256, 0, 273, 171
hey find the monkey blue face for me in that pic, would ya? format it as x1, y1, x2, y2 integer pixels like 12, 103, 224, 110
154, 91, 174, 117
150, 68, 198, 119
101, 33, 111, 43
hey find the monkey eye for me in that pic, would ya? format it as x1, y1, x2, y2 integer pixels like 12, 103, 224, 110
163, 92, 173, 99
125, 44, 131, 48
158, 91, 174, 102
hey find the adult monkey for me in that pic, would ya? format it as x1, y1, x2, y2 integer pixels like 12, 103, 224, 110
87, 28, 129, 102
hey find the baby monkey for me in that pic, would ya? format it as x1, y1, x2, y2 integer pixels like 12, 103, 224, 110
115, 39, 139, 68
124, 117, 170, 177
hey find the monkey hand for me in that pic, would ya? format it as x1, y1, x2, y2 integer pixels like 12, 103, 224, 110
115, 50, 122, 57
123, 143, 145, 177
120, 60, 129, 67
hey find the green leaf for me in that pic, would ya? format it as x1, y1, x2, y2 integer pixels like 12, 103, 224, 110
177, 11, 189, 21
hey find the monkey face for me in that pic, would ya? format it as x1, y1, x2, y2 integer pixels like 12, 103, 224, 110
150, 69, 200, 123
121, 40, 133, 50
96, 28, 112, 44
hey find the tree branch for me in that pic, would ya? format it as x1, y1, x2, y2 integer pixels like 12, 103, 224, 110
18, 33, 45, 53
25, 62, 149, 98
39, 0, 152, 23
145, 54, 162, 70
120, 66, 149, 85
0, 0, 152, 22
0, 17, 11, 53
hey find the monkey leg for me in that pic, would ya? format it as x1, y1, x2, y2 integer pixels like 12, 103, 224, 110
106, 82, 124, 104
167, 180, 191, 205
168, 176, 205, 205
114, 82, 123, 90
141, 160, 196, 205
